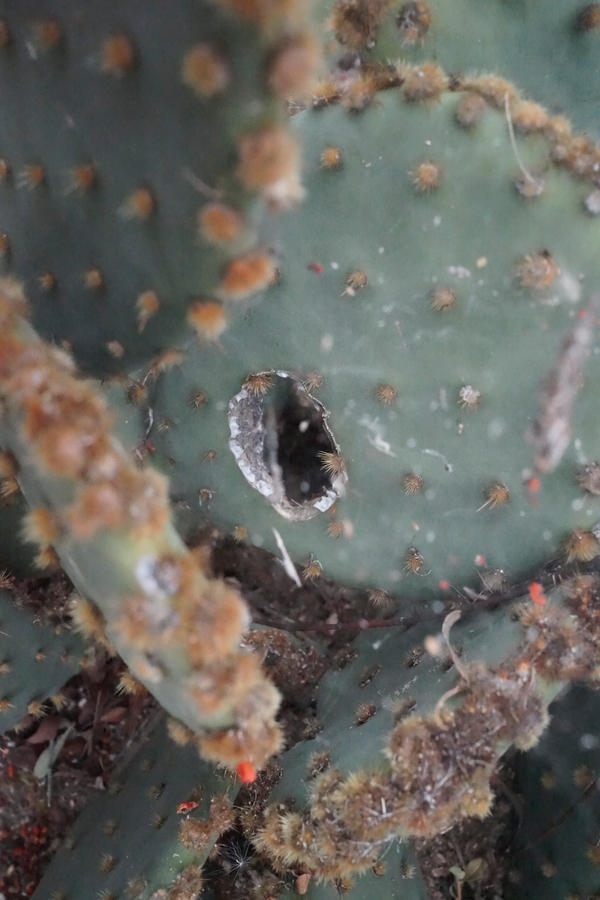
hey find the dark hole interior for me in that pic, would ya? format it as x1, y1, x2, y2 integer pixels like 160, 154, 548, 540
262, 376, 336, 504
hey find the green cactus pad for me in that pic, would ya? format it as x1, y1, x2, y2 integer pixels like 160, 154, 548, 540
0, 587, 86, 731
146, 88, 600, 596
506, 683, 600, 898
0, 0, 303, 373
32, 714, 236, 899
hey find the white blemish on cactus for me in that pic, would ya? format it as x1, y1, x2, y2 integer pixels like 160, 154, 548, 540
447, 265, 471, 279
358, 415, 396, 457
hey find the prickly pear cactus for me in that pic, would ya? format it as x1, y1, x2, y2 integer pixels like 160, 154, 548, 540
3, 1, 600, 897
146, 85, 600, 596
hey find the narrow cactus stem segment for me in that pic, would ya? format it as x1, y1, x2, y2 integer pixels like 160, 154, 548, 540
0, 280, 281, 769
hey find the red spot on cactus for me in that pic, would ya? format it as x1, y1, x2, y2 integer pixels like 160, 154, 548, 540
236, 761, 257, 783
529, 582, 547, 606
177, 800, 200, 814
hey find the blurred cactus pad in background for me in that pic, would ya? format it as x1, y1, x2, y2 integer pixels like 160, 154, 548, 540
1, 1, 600, 898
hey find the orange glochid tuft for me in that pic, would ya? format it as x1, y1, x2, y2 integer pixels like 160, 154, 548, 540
119, 187, 156, 221
220, 251, 277, 300
32, 19, 63, 51
577, 461, 600, 495
396, 2, 432, 45
510, 99, 550, 133
400, 62, 447, 102
477, 482, 510, 511
237, 127, 299, 190
243, 372, 273, 395
167, 718, 195, 746
577, 4, 600, 31
514, 250, 560, 290
430, 285, 456, 311
136, 290, 160, 333
563, 528, 600, 562
187, 300, 227, 340
198, 717, 283, 768
198, 203, 245, 245
27, 698, 47, 719
268, 32, 320, 99
404, 546, 425, 573
35, 546, 59, 570
18, 164, 46, 191
302, 556, 323, 580
343, 269, 368, 296
330, 0, 390, 49
355, 702, 377, 725
101, 33, 137, 77
67, 164, 97, 194
320, 145, 343, 169
83, 267, 104, 291
375, 383, 397, 405
461, 74, 519, 109
66, 481, 126, 537
0, 450, 17, 480
116, 671, 146, 696
318, 451, 345, 478
37, 272, 57, 292
106, 341, 124, 358
327, 518, 354, 539
181, 44, 230, 98
410, 159, 441, 192
303, 370, 323, 392
455, 91, 487, 128
22, 507, 61, 547
403, 473, 423, 495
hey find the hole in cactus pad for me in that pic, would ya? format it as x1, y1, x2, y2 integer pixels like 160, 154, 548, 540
228, 371, 346, 521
